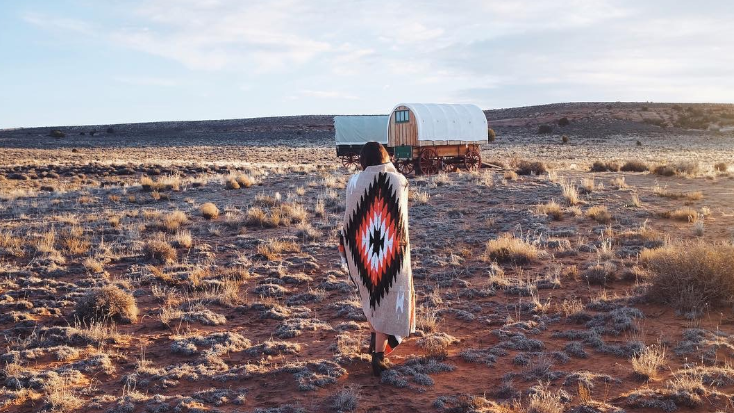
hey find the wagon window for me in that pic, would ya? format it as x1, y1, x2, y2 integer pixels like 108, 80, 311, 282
395, 110, 410, 123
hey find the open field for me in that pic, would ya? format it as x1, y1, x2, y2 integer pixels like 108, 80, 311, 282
2, 103, 734, 412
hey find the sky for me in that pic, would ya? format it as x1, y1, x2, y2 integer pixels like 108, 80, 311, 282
1, 0, 733, 128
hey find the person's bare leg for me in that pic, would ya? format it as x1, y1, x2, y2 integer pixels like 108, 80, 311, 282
372, 331, 389, 376
374, 332, 387, 352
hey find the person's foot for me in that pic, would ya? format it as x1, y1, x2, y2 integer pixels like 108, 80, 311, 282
371, 351, 390, 377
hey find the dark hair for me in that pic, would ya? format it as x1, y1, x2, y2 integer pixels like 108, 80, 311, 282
360, 142, 390, 170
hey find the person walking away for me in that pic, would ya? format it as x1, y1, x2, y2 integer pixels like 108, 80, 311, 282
338, 142, 415, 377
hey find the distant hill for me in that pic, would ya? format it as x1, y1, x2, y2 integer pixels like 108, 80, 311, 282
2, 102, 733, 145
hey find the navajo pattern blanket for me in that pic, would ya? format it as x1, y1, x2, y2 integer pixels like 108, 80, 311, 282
340, 163, 415, 343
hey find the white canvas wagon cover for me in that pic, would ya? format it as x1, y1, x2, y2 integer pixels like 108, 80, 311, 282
335, 115, 389, 145
391, 103, 488, 142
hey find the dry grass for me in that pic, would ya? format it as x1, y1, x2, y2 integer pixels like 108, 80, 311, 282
484, 234, 538, 264
411, 190, 430, 204
585, 205, 612, 224
200, 202, 220, 220
257, 239, 301, 261
560, 180, 579, 205
660, 207, 698, 222
536, 200, 563, 221
224, 177, 240, 190
516, 160, 548, 175
581, 177, 595, 192
236, 174, 256, 188
714, 162, 728, 172
653, 185, 703, 200
161, 210, 188, 232
245, 203, 308, 227
45, 374, 84, 412
526, 382, 565, 413
143, 237, 177, 264
590, 160, 620, 172
60, 226, 91, 255
641, 242, 734, 312
75, 285, 139, 323
652, 161, 701, 176
628, 193, 642, 208
504, 171, 519, 181
416, 308, 439, 333
172, 230, 193, 248
620, 160, 649, 172
611, 176, 627, 189
559, 298, 584, 317
83, 257, 104, 274
631, 344, 666, 380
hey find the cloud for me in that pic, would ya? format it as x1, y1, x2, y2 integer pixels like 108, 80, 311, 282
17, 0, 734, 110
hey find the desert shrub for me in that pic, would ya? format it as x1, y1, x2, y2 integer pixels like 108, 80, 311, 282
586, 206, 611, 224
621, 160, 649, 172
49, 129, 65, 138
224, 177, 240, 190
582, 262, 616, 286
561, 135, 569, 144
560, 180, 579, 206
236, 174, 256, 188
536, 200, 563, 221
143, 238, 176, 264
485, 234, 538, 264
331, 386, 360, 412
590, 161, 620, 172
488, 128, 496, 142
660, 207, 698, 222
714, 162, 728, 172
106, 127, 115, 134
653, 161, 700, 176
201, 202, 219, 220
631, 344, 666, 380
538, 125, 553, 134
652, 165, 675, 177
653, 186, 703, 200
558, 117, 570, 126
173, 230, 192, 248
641, 243, 734, 312
504, 171, 518, 181
516, 160, 548, 175
75, 285, 139, 323
83, 257, 104, 274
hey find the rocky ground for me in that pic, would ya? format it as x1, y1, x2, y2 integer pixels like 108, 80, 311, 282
1, 103, 734, 413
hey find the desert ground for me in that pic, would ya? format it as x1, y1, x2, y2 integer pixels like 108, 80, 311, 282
1, 102, 734, 413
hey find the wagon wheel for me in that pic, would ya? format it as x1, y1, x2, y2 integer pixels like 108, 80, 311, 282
396, 159, 415, 176
441, 158, 458, 173
341, 153, 359, 169
418, 148, 440, 175
464, 148, 481, 171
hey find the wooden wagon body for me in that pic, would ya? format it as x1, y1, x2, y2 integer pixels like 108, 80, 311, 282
335, 103, 488, 174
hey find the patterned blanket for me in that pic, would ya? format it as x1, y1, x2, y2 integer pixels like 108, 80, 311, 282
339, 162, 415, 343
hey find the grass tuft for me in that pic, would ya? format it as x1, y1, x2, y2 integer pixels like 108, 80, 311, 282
75, 285, 139, 323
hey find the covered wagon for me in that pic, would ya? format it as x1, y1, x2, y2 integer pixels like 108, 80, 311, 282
333, 103, 488, 174
388, 103, 487, 174
334, 115, 389, 168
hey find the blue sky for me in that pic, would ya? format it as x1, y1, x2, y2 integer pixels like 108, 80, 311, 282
1, 0, 733, 128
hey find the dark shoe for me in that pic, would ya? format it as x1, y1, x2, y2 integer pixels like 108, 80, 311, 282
371, 352, 389, 377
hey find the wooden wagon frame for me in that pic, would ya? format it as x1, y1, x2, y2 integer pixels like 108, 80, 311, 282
335, 103, 488, 175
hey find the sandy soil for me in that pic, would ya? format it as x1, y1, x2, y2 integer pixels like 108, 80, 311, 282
1, 104, 734, 413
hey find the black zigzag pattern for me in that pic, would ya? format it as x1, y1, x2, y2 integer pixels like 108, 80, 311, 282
344, 172, 406, 310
